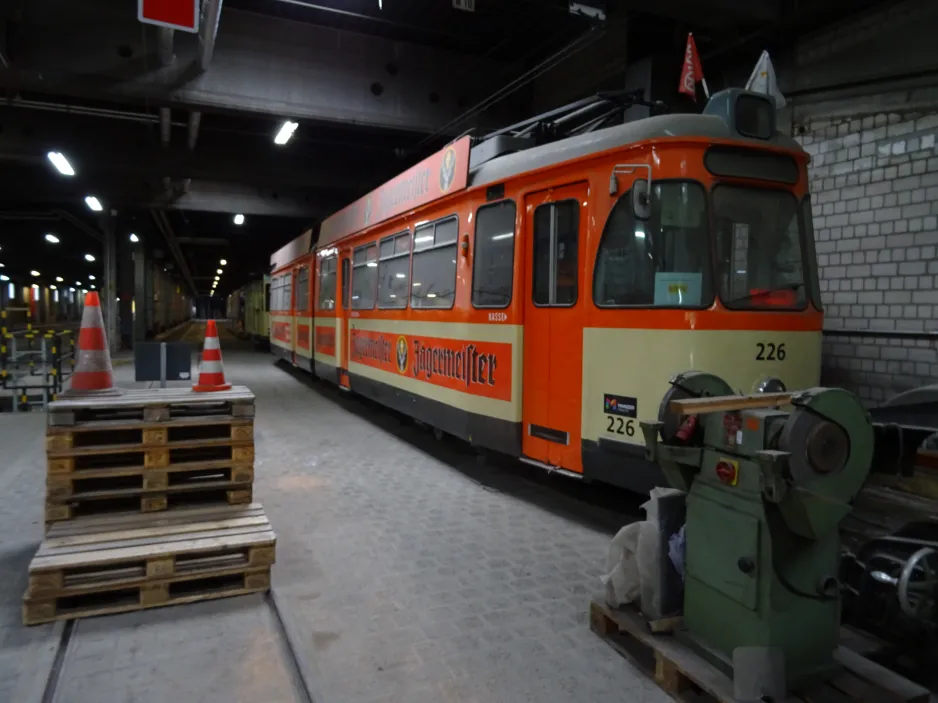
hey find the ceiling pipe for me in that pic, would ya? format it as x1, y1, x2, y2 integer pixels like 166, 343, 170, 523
159, 107, 171, 146
199, 0, 224, 71
158, 27, 175, 66
187, 111, 202, 150
5, 98, 189, 126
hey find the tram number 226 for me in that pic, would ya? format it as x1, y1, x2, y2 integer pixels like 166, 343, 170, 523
755, 342, 786, 361
605, 416, 635, 437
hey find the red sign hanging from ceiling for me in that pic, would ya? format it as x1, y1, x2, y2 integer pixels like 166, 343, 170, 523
139, 0, 201, 33
318, 135, 472, 248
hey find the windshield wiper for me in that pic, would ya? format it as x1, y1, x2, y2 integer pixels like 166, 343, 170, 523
724, 282, 804, 307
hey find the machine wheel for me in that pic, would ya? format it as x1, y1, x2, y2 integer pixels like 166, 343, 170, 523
898, 547, 937, 619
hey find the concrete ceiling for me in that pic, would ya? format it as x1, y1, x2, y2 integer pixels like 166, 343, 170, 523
0, 0, 893, 297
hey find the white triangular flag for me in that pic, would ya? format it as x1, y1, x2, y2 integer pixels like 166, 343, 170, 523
745, 50, 786, 108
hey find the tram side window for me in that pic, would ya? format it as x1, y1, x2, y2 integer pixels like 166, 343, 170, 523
282, 275, 293, 311
472, 200, 516, 308
270, 276, 283, 311
351, 244, 378, 309
412, 216, 458, 309
296, 267, 310, 312
318, 256, 337, 310
533, 200, 579, 306
378, 232, 411, 309
593, 181, 711, 308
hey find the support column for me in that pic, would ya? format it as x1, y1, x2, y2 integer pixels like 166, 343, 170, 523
133, 246, 148, 343
119, 236, 134, 349
144, 262, 155, 338
102, 210, 119, 355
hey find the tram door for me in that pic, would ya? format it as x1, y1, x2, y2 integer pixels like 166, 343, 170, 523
521, 182, 587, 471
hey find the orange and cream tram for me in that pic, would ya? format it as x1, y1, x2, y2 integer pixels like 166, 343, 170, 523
269, 88, 823, 492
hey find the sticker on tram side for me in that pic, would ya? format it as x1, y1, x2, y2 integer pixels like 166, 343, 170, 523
349, 328, 512, 402
315, 326, 336, 357
603, 394, 638, 418
272, 322, 291, 344
603, 393, 639, 438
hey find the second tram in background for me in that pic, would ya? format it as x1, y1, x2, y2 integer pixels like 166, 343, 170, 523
267, 88, 823, 493
226, 276, 270, 349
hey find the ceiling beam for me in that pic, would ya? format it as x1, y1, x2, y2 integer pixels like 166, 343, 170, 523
0, 106, 385, 191
176, 236, 230, 246
2, 6, 519, 134
150, 209, 197, 296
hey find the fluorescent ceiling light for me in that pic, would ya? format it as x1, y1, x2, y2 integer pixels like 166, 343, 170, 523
90, 284, 96, 289
85, 254, 96, 262
32, 283, 39, 289
0, 275, 8, 282
85, 196, 103, 212
75, 281, 81, 286
0, 263, 3, 268
30, 270, 40, 277
88, 274, 96, 280
274, 120, 299, 145
55, 276, 63, 282
50, 285, 57, 290
45, 233, 60, 244
220, 259, 227, 266
216, 268, 223, 274
47, 152, 75, 176
129, 233, 139, 243
233, 214, 244, 225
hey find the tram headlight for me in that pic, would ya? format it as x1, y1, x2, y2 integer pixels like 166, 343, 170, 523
754, 377, 787, 394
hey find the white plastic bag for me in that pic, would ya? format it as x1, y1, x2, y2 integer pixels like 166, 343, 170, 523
601, 522, 642, 607
636, 487, 683, 619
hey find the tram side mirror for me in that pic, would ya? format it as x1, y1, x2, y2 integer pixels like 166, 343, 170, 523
632, 179, 651, 220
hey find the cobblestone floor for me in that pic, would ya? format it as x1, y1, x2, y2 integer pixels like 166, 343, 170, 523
0, 325, 664, 703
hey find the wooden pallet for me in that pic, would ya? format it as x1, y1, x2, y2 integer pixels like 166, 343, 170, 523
47, 386, 255, 427
45, 486, 254, 523
24, 503, 275, 625
46, 459, 255, 500
46, 415, 254, 453
588, 599, 930, 703
46, 438, 255, 474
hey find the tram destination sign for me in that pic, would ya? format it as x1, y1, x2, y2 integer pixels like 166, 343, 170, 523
319, 135, 472, 246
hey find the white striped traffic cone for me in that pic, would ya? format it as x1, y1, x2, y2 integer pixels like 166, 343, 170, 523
193, 320, 232, 392
66, 291, 121, 395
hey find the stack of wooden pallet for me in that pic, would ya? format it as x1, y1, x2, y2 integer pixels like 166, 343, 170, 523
23, 386, 276, 625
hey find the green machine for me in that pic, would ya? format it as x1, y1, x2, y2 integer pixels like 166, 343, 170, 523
641, 371, 874, 692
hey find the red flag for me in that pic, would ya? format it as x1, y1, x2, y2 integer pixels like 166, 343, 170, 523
679, 33, 706, 102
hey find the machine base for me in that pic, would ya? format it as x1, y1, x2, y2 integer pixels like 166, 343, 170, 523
676, 628, 844, 693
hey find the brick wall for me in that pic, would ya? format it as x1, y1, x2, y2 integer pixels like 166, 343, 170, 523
794, 110, 938, 403
781, 0, 938, 404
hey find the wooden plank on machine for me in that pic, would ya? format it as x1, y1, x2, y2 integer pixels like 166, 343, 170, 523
669, 391, 794, 415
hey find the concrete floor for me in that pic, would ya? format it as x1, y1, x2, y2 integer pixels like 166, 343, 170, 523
0, 324, 668, 703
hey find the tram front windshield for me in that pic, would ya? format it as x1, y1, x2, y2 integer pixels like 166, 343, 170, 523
712, 185, 808, 311
593, 181, 812, 311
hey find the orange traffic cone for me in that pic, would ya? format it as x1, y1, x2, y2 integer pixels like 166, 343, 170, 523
193, 320, 232, 392
67, 291, 120, 395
